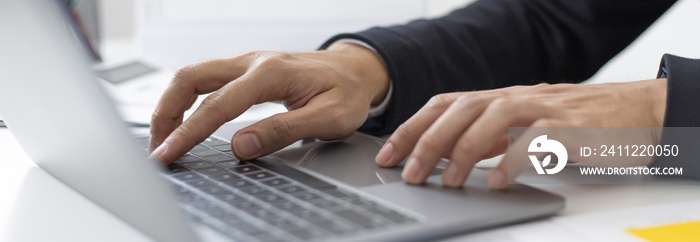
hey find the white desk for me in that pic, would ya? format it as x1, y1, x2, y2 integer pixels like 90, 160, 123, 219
2, 127, 700, 242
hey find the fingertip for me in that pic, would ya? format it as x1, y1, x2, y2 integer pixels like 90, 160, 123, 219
375, 142, 394, 166
441, 162, 465, 188
401, 157, 428, 185
149, 141, 169, 163
488, 169, 509, 190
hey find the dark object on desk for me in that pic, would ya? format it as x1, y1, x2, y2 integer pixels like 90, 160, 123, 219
0, 119, 6, 127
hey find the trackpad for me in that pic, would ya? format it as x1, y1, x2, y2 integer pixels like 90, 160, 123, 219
272, 133, 442, 187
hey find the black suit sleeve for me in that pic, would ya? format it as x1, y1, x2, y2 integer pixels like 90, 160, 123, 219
649, 54, 700, 179
321, 0, 676, 135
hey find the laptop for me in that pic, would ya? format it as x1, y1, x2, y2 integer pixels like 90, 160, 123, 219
0, 1, 564, 241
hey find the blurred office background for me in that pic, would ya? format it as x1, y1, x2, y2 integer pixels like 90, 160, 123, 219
99, 0, 700, 84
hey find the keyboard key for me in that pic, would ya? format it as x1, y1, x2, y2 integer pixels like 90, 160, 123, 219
202, 154, 236, 162
212, 191, 243, 203
195, 166, 228, 176
191, 199, 217, 211
217, 160, 246, 169
185, 178, 215, 187
219, 213, 249, 227
252, 192, 286, 203
184, 161, 214, 169
210, 173, 239, 181
211, 144, 233, 152
232, 200, 262, 211
277, 185, 305, 194
172, 171, 201, 181
232, 165, 261, 174
190, 149, 220, 157
199, 184, 226, 194
222, 179, 253, 188
259, 214, 288, 226
165, 164, 188, 174
178, 192, 204, 203
240, 185, 267, 195
189, 144, 209, 151
270, 201, 302, 211
175, 155, 204, 164
202, 205, 229, 219
289, 209, 323, 221
262, 178, 291, 187
246, 171, 276, 181
291, 191, 321, 201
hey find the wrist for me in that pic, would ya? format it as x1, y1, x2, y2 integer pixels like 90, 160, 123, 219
326, 42, 390, 106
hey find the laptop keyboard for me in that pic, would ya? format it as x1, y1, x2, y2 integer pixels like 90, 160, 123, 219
135, 136, 416, 242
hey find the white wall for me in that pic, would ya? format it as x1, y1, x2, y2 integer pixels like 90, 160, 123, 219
99, 0, 471, 39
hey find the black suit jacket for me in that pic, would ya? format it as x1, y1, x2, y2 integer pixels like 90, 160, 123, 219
322, 0, 700, 178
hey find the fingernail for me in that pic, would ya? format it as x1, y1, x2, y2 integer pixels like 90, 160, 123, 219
443, 162, 462, 187
375, 142, 394, 165
149, 142, 168, 160
489, 169, 508, 190
402, 157, 421, 184
234, 133, 261, 159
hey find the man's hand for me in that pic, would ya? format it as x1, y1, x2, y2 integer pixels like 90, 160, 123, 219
374, 79, 667, 189
149, 43, 390, 164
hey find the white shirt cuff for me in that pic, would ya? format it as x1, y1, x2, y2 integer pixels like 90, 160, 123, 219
328, 38, 392, 118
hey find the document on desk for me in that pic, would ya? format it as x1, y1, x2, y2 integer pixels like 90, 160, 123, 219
555, 199, 700, 242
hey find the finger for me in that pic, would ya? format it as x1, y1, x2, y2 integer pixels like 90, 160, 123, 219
149, 57, 250, 152
444, 98, 547, 187
490, 119, 562, 189
375, 93, 461, 168
151, 75, 261, 164
483, 135, 510, 159
401, 94, 493, 185
230, 92, 358, 160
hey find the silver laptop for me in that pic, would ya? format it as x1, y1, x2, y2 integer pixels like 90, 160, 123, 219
0, 1, 563, 241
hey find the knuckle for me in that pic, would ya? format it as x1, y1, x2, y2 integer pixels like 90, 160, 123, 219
426, 94, 451, 109
392, 123, 413, 140
199, 92, 229, 121
453, 94, 484, 107
416, 133, 442, 154
453, 138, 479, 157
270, 115, 298, 142
256, 52, 292, 69
241, 50, 266, 59
172, 65, 197, 84
487, 98, 515, 114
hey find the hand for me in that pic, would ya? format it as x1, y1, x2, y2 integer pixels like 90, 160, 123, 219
374, 79, 667, 189
149, 43, 390, 164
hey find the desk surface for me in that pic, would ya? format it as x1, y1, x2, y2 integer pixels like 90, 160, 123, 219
2, 127, 700, 242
